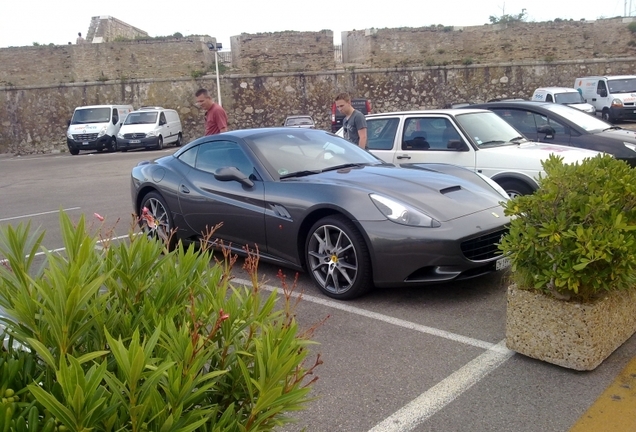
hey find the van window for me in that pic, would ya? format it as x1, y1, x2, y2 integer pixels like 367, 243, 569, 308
124, 112, 158, 125
70, 107, 110, 124
112, 108, 119, 125
597, 80, 607, 96
545, 94, 553, 103
159, 112, 167, 125
607, 78, 636, 93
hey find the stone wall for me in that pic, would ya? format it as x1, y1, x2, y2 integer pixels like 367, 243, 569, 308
86, 16, 149, 43
343, 18, 636, 67
230, 30, 334, 73
0, 38, 216, 87
2, 57, 636, 155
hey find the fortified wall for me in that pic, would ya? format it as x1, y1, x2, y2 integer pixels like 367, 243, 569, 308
2, 18, 636, 154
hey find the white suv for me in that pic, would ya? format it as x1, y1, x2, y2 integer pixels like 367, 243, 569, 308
362, 109, 601, 197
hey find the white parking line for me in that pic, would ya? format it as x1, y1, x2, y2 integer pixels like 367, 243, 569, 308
368, 341, 514, 432
0, 207, 82, 222
232, 277, 515, 431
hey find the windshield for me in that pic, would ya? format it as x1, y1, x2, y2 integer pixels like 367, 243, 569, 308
70, 107, 110, 124
554, 92, 585, 104
246, 129, 382, 179
285, 117, 314, 126
454, 111, 526, 148
542, 103, 610, 132
124, 112, 158, 125
607, 78, 636, 93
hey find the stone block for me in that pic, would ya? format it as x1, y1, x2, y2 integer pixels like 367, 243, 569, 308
506, 284, 636, 370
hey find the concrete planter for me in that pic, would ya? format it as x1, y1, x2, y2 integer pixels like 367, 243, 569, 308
506, 284, 636, 371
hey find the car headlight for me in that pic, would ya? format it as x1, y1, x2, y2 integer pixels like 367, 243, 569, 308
477, 173, 510, 201
370, 194, 441, 227
624, 142, 636, 152
611, 98, 623, 108
66, 130, 73, 139
117, 132, 123, 138
146, 131, 156, 137
97, 126, 107, 137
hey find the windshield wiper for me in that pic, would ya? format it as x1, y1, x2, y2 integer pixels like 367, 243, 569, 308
603, 126, 623, 131
479, 140, 507, 147
321, 163, 369, 172
279, 170, 321, 179
510, 136, 526, 143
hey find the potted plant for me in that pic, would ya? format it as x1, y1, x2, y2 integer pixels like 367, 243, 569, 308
499, 154, 636, 371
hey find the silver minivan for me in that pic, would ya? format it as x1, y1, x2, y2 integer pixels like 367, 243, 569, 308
117, 107, 183, 151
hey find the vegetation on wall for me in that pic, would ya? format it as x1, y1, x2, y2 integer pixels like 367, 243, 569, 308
489, 9, 527, 25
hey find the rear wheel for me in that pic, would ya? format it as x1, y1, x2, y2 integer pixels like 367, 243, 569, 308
175, 133, 183, 147
139, 191, 176, 249
497, 179, 534, 199
305, 215, 372, 300
157, 136, 164, 150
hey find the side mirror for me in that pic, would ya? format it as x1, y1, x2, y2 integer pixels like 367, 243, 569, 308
214, 166, 254, 187
67, 120, 71, 127
537, 125, 555, 139
599, 89, 608, 98
447, 139, 469, 151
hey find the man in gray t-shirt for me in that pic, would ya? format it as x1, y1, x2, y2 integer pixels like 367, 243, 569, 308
335, 92, 368, 148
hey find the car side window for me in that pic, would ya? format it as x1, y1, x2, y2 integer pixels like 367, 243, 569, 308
402, 117, 457, 150
195, 141, 254, 177
534, 114, 568, 136
366, 118, 399, 150
112, 108, 119, 125
597, 80, 607, 95
545, 94, 554, 103
159, 112, 167, 125
178, 146, 198, 167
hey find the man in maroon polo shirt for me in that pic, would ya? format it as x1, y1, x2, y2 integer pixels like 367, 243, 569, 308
194, 88, 228, 135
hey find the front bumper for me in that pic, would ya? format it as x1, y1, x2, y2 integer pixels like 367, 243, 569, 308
610, 106, 636, 121
357, 208, 509, 287
67, 134, 112, 151
117, 136, 160, 150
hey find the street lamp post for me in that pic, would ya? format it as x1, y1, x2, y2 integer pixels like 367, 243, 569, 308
208, 41, 223, 107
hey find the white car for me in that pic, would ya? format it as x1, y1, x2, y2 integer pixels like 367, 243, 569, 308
283, 115, 315, 128
531, 87, 595, 114
356, 109, 601, 197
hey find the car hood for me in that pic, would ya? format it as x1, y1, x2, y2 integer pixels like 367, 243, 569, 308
120, 124, 157, 134
298, 165, 507, 222
565, 102, 595, 113
597, 127, 636, 144
480, 141, 600, 166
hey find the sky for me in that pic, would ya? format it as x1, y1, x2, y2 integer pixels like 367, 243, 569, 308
1, 0, 629, 50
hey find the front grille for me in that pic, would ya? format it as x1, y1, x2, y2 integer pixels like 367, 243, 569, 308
124, 133, 146, 139
72, 133, 98, 141
461, 228, 508, 261
625, 102, 635, 107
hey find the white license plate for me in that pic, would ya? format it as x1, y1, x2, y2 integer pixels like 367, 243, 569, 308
130, 140, 140, 144
496, 257, 511, 271
82, 141, 89, 145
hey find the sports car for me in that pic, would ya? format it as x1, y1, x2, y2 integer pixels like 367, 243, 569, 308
131, 128, 510, 299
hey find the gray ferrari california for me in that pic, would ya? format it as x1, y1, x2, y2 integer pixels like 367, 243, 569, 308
131, 127, 510, 299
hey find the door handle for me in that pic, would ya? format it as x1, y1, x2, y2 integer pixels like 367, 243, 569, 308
179, 185, 190, 194
396, 154, 411, 160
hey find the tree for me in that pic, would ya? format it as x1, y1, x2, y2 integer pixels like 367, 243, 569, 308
489, 8, 527, 24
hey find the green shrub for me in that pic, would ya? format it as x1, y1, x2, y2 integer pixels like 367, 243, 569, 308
500, 154, 636, 301
0, 212, 321, 431
628, 21, 636, 33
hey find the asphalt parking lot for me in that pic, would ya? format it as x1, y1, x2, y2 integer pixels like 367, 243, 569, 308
1, 147, 635, 431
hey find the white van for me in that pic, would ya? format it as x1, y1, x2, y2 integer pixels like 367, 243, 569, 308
66, 104, 133, 155
574, 75, 636, 122
531, 87, 595, 114
116, 107, 183, 151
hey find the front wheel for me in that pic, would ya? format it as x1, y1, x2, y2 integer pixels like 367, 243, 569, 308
305, 215, 372, 300
109, 136, 118, 152
156, 136, 164, 150
601, 108, 614, 123
139, 191, 176, 249
69, 147, 79, 155
497, 179, 534, 199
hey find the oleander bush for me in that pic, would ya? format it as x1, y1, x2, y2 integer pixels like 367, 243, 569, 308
0, 212, 322, 431
500, 154, 636, 301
